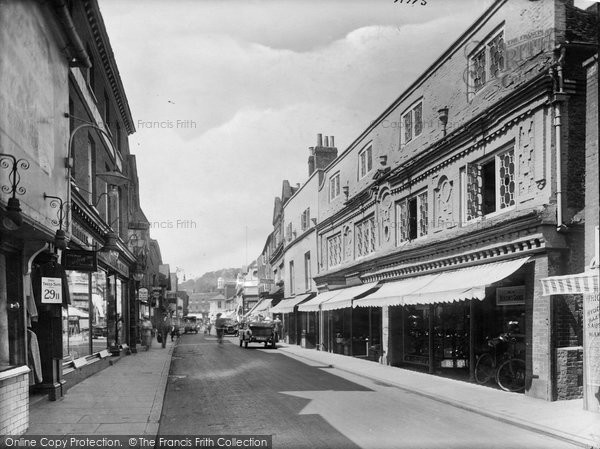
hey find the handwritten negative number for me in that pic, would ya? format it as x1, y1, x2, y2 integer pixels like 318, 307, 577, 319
394, 0, 428, 4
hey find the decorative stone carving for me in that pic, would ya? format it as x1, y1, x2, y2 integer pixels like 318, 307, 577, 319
518, 119, 535, 199
435, 176, 454, 229
379, 193, 393, 244
343, 225, 353, 260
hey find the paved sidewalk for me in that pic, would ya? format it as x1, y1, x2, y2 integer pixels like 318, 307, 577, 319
26, 339, 175, 436
277, 343, 600, 449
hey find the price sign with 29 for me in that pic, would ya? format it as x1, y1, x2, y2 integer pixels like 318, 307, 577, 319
41, 277, 62, 304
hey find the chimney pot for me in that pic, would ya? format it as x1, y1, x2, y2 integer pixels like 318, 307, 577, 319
317, 134, 323, 147
324, 136, 329, 147
330, 136, 335, 147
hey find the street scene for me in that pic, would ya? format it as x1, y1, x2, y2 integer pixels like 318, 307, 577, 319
1, 0, 600, 448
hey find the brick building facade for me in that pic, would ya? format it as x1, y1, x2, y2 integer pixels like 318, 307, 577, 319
256, 0, 597, 404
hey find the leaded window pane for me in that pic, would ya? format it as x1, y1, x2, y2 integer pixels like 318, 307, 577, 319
397, 201, 409, 243
471, 49, 486, 92
466, 163, 482, 221
498, 150, 515, 209
403, 112, 412, 143
414, 103, 423, 137
418, 192, 428, 236
488, 33, 505, 79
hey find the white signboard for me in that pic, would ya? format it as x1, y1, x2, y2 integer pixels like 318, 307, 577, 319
138, 288, 149, 302
41, 277, 62, 304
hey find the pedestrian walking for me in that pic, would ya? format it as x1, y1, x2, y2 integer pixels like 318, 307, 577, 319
140, 315, 153, 351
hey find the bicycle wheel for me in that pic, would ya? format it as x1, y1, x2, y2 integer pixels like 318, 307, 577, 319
496, 358, 526, 392
474, 353, 495, 384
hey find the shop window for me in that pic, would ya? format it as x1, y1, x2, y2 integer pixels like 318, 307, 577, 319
91, 271, 108, 354
358, 144, 372, 179
401, 100, 423, 145
463, 147, 515, 222
65, 271, 92, 360
404, 305, 430, 365
396, 191, 428, 244
327, 233, 342, 268
329, 172, 340, 201
355, 215, 376, 258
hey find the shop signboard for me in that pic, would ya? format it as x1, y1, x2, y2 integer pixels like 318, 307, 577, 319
138, 288, 149, 303
496, 286, 525, 306
41, 277, 62, 304
63, 249, 98, 272
583, 287, 600, 412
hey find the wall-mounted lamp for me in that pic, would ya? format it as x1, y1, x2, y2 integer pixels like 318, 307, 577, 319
343, 185, 350, 202
101, 230, 120, 262
438, 107, 449, 137
92, 184, 119, 207
0, 153, 30, 230
379, 155, 388, 167
132, 262, 145, 282
43, 193, 70, 250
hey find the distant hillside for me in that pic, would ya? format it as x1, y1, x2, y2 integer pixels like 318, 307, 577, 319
179, 268, 240, 293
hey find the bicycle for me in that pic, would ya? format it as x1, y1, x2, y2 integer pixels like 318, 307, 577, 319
475, 333, 526, 392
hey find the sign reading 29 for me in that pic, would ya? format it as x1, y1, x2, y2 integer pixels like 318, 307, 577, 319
41, 277, 62, 304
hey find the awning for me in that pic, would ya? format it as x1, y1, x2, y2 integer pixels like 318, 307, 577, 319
541, 269, 599, 295
357, 257, 530, 307
321, 283, 379, 311
68, 306, 89, 318
298, 290, 342, 312
245, 298, 271, 317
355, 274, 439, 308
270, 293, 314, 314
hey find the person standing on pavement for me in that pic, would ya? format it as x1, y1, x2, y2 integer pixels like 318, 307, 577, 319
140, 315, 153, 351
160, 312, 172, 348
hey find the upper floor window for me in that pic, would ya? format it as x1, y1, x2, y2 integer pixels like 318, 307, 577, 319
469, 30, 505, 93
289, 261, 295, 295
358, 145, 373, 179
355, 215, 376, 258
327, 233, 342, 268
330, 172, 340, 201
304, 252, 311, 291
104, 91, 111, 128
402, 101, 423, 144
396, 191, 428, 243
462, 147, 515, 221
301, 208, 311, 231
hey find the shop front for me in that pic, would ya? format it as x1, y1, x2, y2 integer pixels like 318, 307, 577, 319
357, 257, 531, 388
269, 293, 313, 345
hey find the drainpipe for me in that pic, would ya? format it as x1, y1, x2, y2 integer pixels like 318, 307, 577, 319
553, 46, 567, 232
51, 0, 91, 68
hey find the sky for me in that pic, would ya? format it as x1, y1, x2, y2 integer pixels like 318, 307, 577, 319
97, 0, 595, 280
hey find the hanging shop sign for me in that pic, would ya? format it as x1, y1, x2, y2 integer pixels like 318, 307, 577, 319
63, 249, 98, 272
41, 277, 62, 304
138, 288, 149, 302
496, 286, 525, 306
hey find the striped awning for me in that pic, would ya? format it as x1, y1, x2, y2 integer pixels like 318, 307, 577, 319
270, 293, 314, 314
244, 298, 271, 317
356, 257, 530, 307
298, 290, 342, 312
321, 283, 379, 311
541, 270, 599, 296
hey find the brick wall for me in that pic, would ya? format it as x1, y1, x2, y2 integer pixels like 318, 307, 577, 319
585, 57, 599, 266
0, 370, 29, 435
555, 347, 584, 400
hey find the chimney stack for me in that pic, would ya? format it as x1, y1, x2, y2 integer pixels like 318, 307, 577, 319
309, 133, 338, 176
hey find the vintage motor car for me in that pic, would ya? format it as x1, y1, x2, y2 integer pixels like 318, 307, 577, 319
183, 316, 199, 334
238, 320, 278, 348
222, 319, 239, 335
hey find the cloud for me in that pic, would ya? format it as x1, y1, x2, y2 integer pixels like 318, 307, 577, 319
100, 0, 492, 276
